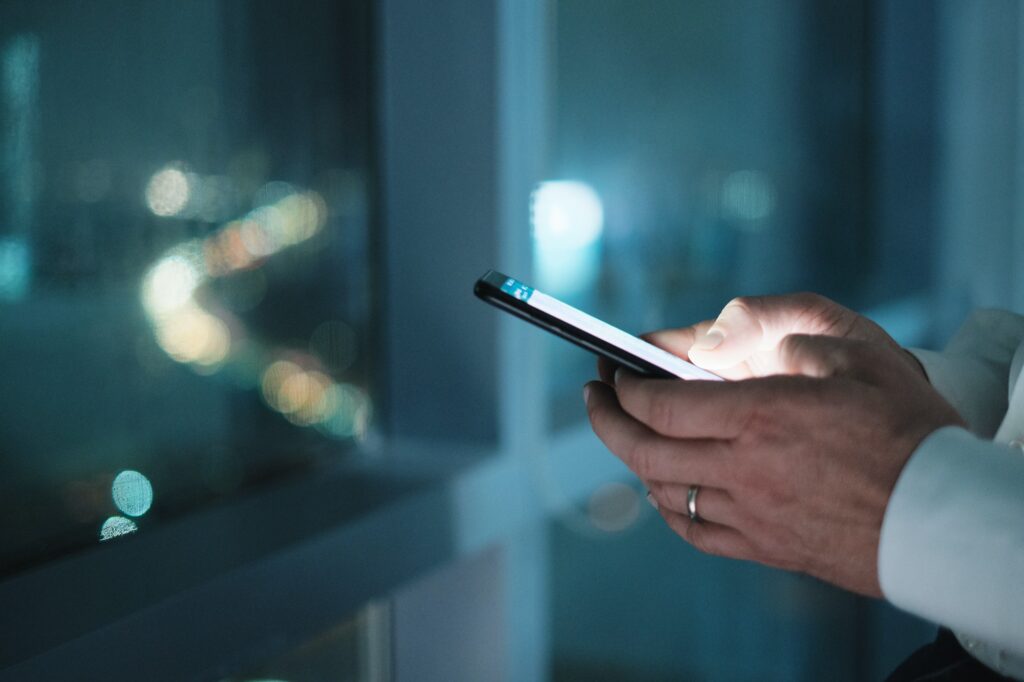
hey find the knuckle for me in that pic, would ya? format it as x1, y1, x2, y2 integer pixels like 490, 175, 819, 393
793, 291, 828, 309
688, 524, 722, 557
625, 438, 655, 478
723, 296, 756, 318
647, 389, 676, 435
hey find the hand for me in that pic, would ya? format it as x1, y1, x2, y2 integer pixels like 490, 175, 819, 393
604, 293, 923, 381
585, 334, 965, 597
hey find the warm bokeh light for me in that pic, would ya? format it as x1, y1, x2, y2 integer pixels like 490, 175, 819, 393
141, 252, 201, 318
154, 304, 231, 366
139, 174, 370, 438
261, 360, 304, 412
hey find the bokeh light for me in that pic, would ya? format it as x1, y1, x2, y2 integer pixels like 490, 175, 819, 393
139, 173, 369, 438
261, 360, 304, 412
317, 383, 371, 439
111, 470, 154, 517
531, 180, 604, 296
154, 304, 231, 366
145, 165, 191, 217
586, 482, 642, 533
142, 252, 201, 318
99, 516, 138, 542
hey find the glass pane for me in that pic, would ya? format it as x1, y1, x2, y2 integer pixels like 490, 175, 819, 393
0, 0, 376, 575
541, 0, 937, 429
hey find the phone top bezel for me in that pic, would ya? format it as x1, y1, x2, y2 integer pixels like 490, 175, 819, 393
473, 270, 674, 379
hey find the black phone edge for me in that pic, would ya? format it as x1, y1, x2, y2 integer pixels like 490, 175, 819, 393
473, 270, 674, 379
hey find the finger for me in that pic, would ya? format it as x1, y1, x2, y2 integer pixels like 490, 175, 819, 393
640, 320, 714, 361
686, 298, 769, 370
657, 507, 756, 561
647, 482, 741, 528
597, 356, 616, 384
777, 334, 882, 383
584, 381, 728, 487
687, 294, 837, 372
613, 369, 759, 439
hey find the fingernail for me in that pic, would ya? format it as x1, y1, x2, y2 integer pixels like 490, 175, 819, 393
645, 491, 659, 510
614, 367, 623, 386
693, 329, 725, 351
583, 384, 591, 404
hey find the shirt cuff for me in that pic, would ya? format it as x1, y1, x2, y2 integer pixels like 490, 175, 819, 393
909, 349, 1006, 437
879, 425, 1024, 655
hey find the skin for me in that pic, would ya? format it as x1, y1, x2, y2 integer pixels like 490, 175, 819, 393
585, 294, 965, 597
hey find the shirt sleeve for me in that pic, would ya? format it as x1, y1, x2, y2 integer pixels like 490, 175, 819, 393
878, 426, 1024, 657
908, 309, 1024, 438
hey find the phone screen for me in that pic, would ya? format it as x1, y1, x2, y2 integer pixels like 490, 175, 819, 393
474, 270, 722, 381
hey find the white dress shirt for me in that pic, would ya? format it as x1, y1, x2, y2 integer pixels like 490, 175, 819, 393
880, 309, 1024, 678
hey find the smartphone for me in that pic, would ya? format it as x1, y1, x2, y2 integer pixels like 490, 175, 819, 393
474, 270, 722, 381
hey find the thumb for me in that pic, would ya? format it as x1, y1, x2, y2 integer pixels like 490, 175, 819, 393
687, 299, 768, 370
640, 320, 713, 360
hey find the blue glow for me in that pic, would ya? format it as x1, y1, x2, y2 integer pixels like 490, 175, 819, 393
499, 277, 533, 301
99, 516, 138, 542
0, 236, 30, 301
1, 36, 39, 302
721, 169, 776, 224
111, 470, 154, 517
531, 180, 604, 296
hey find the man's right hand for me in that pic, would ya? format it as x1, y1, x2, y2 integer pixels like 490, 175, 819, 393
638, 293, 924, 381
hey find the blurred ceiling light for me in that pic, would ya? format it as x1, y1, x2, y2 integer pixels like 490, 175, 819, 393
531, 180, 604, 296
145, 165, 192, 217
111, 470, 154, 517
99, 516, 138, 542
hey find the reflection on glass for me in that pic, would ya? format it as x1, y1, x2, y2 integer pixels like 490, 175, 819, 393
0, 0, 375, 576
99, 516, 138, 542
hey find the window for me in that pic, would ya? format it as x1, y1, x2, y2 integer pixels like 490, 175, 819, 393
0, 0, 376, 576
541, 0, 938, 429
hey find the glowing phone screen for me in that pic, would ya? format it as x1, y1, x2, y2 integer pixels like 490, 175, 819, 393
498, 277, 722, 381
